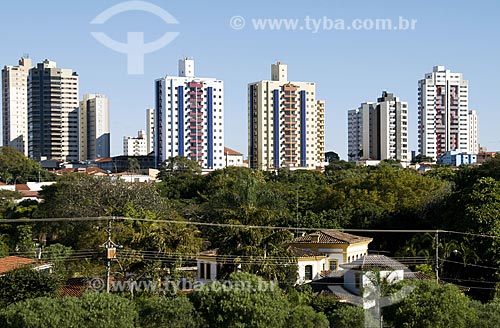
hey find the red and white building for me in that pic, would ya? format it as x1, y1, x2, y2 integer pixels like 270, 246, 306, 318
418, 66, 477, 160
154, 58, 224, 170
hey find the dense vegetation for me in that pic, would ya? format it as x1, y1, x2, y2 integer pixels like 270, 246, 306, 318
3, 148, 500, 326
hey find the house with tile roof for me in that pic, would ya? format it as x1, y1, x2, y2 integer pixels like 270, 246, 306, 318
289, 230, 373, 283
224, 147, 246, 167
194, 230, 373, 285
0, 256, 53, 276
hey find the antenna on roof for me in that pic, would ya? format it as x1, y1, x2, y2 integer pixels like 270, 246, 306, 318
23, 53, 30, 59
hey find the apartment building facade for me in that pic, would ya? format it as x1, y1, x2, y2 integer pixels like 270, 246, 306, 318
154, 58, 224, 169
248, 62, 324, 170
348, 91, 408, 162
1, 57, 33, 155
28, 60, 79, 161
79, 94, 110, 160
418, 66, 470, 160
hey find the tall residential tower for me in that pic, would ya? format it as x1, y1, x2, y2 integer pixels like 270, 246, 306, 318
248, 62, 325, 170
348, 91, 408, 162
418, 66, 470, 160
154, 58, 224, 169
28, 60, 79, 161
79, 94, 110, 160
1, 57, 32, 155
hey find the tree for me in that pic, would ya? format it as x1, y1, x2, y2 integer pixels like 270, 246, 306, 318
137, 295, 203, 328
158, 156, 202, 179
0, 266, 59, 307
192, 272, 290, 327
385, 280, 477, 328
0, 292, 137, 328
288, 305, 329, 328
127, 158, 140, 173
0, 146, 54, 183
327, 304, 365, 328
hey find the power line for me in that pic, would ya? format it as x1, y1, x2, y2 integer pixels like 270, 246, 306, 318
3, 216, 500, 240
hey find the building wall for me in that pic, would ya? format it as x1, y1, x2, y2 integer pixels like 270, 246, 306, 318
28, 60, 79, 162
2, 57, 32, 155
155, 58, 224, 169
197, 259, 218, 282
468, 109, 479, 154
123, 130, 148, 156
146, 108, 154, 155
344, 269, 404, 296
79, 94, 110, 160
348, 92, 408, 162
316, 100, 325, 165
297, 257, 327, 283
248, 62, 319, 170
418, 66, 469, 160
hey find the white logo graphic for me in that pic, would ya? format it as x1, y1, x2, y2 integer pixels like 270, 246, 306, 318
91, 1, 180, 74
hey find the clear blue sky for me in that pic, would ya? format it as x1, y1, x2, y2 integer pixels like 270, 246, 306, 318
1, 0, 499, 159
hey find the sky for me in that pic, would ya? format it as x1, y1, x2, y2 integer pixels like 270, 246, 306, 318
1, 0, 499, 159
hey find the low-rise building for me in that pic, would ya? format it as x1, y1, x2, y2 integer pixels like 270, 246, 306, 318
438, 150, 477, 166
224, 147, 246, 167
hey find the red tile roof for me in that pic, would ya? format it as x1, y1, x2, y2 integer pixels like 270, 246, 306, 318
224, 147, 243, 156
15, 184, 30, 191
0, 256, 36, 274
292, 230, 373, 245
58, 278, 89, 297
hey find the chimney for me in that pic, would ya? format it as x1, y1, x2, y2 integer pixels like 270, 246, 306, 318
310, 233, 320, 243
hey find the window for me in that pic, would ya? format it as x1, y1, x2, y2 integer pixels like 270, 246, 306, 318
200, 262, 205, 279
329, 260, 338, 271
355, 272, 361, 289
305, 265, 313, 280
206, 263, 211, 279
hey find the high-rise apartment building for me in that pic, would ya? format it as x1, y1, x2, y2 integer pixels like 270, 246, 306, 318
2, 57, 32, 155
248, 62, 324, 170
79, 94, 110, 160
123, 130, 148, 156
348, 91, 408, 162
154, 58, 224, 169
468, 109, 479, 154
28, 60, 79, 161
316, 100, 325, 164
418, 66, 469, 160
146, 108, 154, 155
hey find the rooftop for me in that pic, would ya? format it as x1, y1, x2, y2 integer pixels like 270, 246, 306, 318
0, 256, 36, 275
292, 230, 373, 245
341, 255, 407, 271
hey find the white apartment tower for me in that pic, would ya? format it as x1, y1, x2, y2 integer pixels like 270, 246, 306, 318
248, 62, 324, 170
146, 108, 154, 155
154, 58, 224, 169
418, 66, 469, 160
1, 57, 33, 155
348, 91, 409, 162
28, 60, 79, 161
123, 130, 148, 156
79, 94, 110, 160
468, 109, 479, 154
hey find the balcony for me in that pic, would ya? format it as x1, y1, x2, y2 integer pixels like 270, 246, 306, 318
189, 139, 203, 143
189, 82, 203, 88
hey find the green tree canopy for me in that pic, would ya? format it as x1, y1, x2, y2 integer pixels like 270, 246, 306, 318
0, 146, 54, 183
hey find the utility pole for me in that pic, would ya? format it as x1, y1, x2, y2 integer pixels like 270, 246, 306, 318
435, 230, 439, 283
99, 217, 122, 293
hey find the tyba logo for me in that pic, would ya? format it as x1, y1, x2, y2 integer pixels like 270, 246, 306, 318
91, 1, 179, 74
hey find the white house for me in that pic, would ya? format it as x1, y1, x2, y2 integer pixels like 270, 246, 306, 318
289, 230, 373, 284
341, 255, 406, 296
